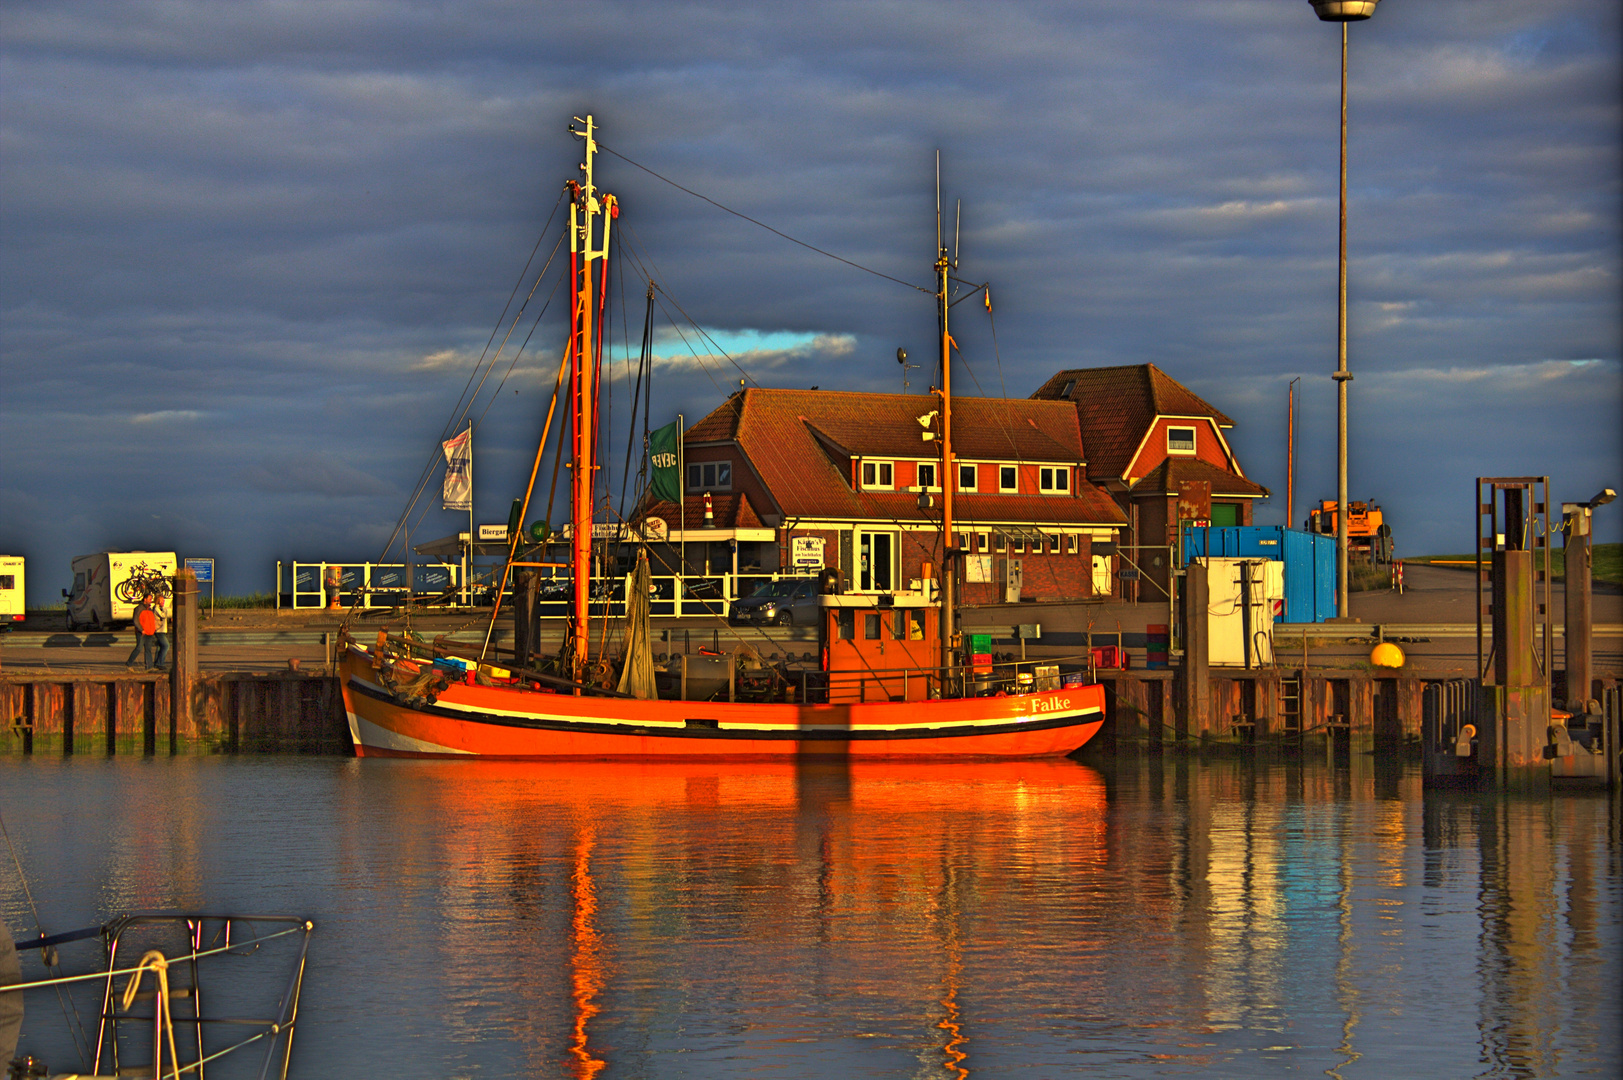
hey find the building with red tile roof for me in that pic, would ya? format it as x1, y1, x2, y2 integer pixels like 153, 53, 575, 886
639, 387, 1129, 603
1031, 364, 1268, 594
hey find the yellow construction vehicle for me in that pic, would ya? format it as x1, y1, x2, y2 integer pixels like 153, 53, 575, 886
1305, 499, 1393, 563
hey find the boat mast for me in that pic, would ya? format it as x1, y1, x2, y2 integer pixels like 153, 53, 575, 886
568, 115, 615, 682
935, 155, 957, 693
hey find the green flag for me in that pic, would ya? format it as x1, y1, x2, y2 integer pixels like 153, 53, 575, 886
648, 420, 682, 504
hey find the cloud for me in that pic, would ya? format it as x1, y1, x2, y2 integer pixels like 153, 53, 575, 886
1, 0, 1618, 601
239, 453, 397, 498
129, 410, 205, 424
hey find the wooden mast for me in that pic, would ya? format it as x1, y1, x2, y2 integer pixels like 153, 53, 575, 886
568, 115, 615, 683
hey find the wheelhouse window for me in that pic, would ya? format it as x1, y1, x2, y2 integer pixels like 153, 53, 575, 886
1167, 426, 1197, 455
999, 465, 1018, 492
917, 462, 937, 489
686, 461, 732, 491
860, 461, 894, 489
958, 463, 976, 490
1039, 466, 1070, 493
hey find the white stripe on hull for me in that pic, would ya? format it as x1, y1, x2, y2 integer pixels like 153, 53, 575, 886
347, 710, 475, 756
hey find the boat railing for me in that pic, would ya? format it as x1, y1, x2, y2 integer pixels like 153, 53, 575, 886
804, 653, 1102, 705
5, 911, 313, 1080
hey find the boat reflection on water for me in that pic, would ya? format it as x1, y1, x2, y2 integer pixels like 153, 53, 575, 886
5, 758, 1618, 1075
358, 758, 1107, 1077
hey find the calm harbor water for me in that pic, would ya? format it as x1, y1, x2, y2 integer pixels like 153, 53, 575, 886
3, 754, 1619, 1078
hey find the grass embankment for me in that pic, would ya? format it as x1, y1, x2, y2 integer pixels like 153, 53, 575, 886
1406, 543, 1621, 587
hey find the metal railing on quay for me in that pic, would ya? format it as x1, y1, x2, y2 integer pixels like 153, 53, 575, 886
276, 563, 825, 619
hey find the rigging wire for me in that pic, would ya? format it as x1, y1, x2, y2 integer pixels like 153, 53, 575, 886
2, 808, 94, 1068
597, 142, 932, 296
377, 223, 569, 563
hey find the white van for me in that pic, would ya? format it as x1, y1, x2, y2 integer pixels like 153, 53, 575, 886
0, 556, 23, 629
64, 552, 177, 630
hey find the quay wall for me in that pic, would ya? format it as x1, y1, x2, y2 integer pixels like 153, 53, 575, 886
1, 673, 349, 756
3, 666, 1512, 759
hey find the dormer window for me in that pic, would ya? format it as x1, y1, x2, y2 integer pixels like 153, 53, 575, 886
1167, 426, 1197, 455
958, 463, 976, 491
999, 465, 1018, 492
1039, 466, 1070, 493
687, 461, 732, 491
860, 461, 893, 489
917, 462, 938, 489
1060, 379, 1076, 397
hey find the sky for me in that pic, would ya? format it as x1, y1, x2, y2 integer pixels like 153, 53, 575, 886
2, 0, 1618, 604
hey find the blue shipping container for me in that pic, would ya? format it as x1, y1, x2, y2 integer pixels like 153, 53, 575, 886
1182, 525, 1337, 623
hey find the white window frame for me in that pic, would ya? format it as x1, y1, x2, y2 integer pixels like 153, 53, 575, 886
999, 465, 1018, 493
916, 462, 939, 490
1167, 426, 1197, 456
1039, 466, 1070, 493
857, 529, 899, 592
860, 460, 894, 490
1066, 533, 1079, 555
686, 461, 733, 492
976, 531, 990, 554
958, 463, 977, 491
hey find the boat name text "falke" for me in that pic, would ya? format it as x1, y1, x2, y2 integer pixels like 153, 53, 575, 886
1029, 695, 1073, 714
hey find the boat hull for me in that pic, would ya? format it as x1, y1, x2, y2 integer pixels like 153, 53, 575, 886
340, 647, 1103, 760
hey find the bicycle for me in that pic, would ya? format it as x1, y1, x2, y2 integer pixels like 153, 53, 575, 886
115, 563, 173, 605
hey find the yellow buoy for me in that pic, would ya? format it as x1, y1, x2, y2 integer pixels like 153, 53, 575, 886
1370, 641, 1405, 668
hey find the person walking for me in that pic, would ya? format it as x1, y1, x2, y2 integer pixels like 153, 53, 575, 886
126, 593, 156, 671
150, 590, 172, 672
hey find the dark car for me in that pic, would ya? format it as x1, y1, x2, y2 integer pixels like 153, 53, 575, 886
729, 579, 819, 626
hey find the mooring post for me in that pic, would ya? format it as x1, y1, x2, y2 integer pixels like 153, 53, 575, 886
513, 569, 537, 670
171, 568, 199, 754
1563, 503, 1593, 710
1182, 562, 1210, 740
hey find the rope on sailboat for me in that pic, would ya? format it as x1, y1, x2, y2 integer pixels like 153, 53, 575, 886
375, 187, 569, 567
596, 141, 933, 296
121, 950, 181, 1080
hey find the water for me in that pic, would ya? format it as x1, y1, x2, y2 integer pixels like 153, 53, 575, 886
3, 755, 1618, 1078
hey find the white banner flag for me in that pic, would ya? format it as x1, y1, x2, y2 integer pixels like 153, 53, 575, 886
442, 429, 472, 511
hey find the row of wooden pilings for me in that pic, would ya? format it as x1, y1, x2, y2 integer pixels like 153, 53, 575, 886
1, 671, 350, 756
2, 569, 351, 756
1, 663, 1410, 758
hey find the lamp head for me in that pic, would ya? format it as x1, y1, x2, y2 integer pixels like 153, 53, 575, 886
896, 347, 908, 366
1310, 0, 1379, 21
1589, 488, 1617, 509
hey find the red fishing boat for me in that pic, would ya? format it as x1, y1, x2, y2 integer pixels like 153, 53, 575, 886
339, 116, 1105, 759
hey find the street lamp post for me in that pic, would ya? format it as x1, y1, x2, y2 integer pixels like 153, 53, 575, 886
1310, 0, 1379, 619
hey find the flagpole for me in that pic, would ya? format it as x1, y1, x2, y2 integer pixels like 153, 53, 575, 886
678, 413, 685, 609
465, 419, 473, 607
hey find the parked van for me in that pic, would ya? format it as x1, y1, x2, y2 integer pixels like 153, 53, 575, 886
64, 552, 177, 630
0, 556, 23, 629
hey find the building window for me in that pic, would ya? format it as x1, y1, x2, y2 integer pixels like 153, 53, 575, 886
991, 531, 1005, 552
999, 465, 1018, 492
860, 461, 894, 489
1011, 536, 1025, 554
917, 462, 937, 489
959, 463, 976, 490
1047, 533, 1062, 554
864, 613, 882, 640
1060, 379, 1076, 398
1168, 426, 1197, 455
956, 531, 971, 553
1066, 534, 1079, 555
1039, 466, 1070, 493
858, 530, 896, 591
976, 531, 989, 553
686, 461, 732, 491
